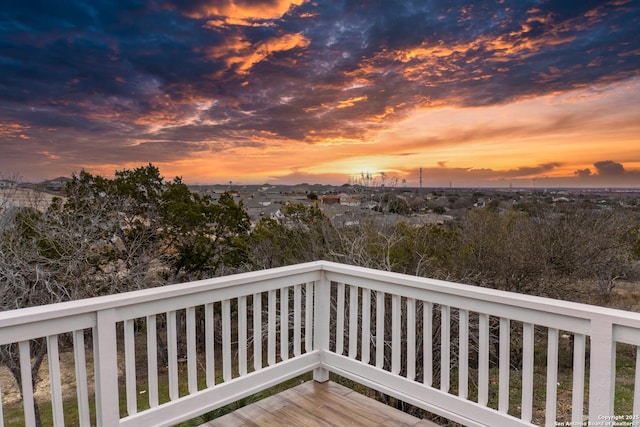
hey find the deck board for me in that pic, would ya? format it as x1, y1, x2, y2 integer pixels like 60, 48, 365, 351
199, 381, 439, 427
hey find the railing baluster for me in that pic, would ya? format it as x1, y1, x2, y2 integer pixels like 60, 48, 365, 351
478, 312, 489, 406
19, 340, 35, 427
222, 299, 232, 380
94, 309, 119, 426
167, 310, 179, 401
361, 288, 371, 364
392, 294, 401, 374
146, 314, 159, 407
424, 301, 433, 387
268, 290, 276, 365
349, 285, 359, 359
47, 335, 64, 426
280, 288, 289, 361
186, 306, 197, 393
293, 284, 302, 356
239, 296, 248, 374
336, 282, 345, 355
441, 305, 450, 392
407, 298, 416, 380
498, 317, 510, 413
458, 309, 469, 399
305, 282, 313, 352
376, 291, 385, 368
253, 293, 262, 370
205, 302, 215, 386
124, 319, 137, 414
522, 322, 534, 422
546, 328, 559, 426
571, 333, 586, 424
73, 329, 90, 425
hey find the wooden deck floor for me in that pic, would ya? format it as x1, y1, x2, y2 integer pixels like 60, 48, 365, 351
199, 381, 439, 427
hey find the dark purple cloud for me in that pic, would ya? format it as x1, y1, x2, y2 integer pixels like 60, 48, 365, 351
1, 0, 639, 179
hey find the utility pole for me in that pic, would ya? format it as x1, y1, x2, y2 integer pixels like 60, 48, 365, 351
419, 168, 423, 192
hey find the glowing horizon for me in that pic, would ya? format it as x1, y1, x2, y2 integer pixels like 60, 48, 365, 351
1, 1, 639, 188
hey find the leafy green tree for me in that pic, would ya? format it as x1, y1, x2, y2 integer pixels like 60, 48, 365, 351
161, 185, 251, 279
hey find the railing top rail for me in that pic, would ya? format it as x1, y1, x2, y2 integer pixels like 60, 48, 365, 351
0, 261, 324, 327
319, 261, 640, 326
2, 260, 639, 331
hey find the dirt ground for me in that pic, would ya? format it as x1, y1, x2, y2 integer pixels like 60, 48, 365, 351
0, 349, 95, 406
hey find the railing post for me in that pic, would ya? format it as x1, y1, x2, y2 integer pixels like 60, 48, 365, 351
94, 308, 120, 427
313, 270, 331, 382
588, 318, 616, 422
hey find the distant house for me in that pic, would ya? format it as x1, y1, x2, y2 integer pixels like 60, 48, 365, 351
321, 195, 341, 205
338, 193, 360, 207
41, 177, 71, 192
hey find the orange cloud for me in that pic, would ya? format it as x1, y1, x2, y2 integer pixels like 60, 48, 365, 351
183, 0, 306, 20
336, 95, 367, 109
0, 122, 30, 138
207, 32, 310, 74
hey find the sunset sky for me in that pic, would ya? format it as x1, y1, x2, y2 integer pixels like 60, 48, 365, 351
1, 0, 639, 187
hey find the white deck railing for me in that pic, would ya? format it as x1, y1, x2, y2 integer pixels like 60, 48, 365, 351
1, 261, 640, 427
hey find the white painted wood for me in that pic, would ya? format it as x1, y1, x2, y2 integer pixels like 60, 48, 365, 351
280, 289, 289, 361
4, 261, 640, 427
305, 282, 314, 352
376, 291, 385, 369
361, 288, 371, 364
238, 296, 248, 374
205, 302, 215, 387
349, 285, 359, 359
614, 324, 640, 346
167, 310, 179, 401
0, 314, 94, 346
267, 290, 276, 366
407, 298, 416, 380
392, 294, 401, 374
498, 317, 510, 413
19, 340, 36, 427
124, 319, 137, 415
47, 335, 64, 426
571, 333, 585, 424
588, 319, 616, 422
253, 293, 262, 371
440, 305, 450, 392
322, 261, 640, 330
293, 284, 302, 356
222, 299, 232, 381
313, 274, 331, 382
521, 322, 534, 423
478, 312, 489, 406
424, 301, 433, 387
458, 309, 469, 399
94, 309, 120, 427
545, 328, 559, 427
336, 282, 345, 355
186, 306, 197, 393
146, 314, 159, 407
73, 329, 91, 425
